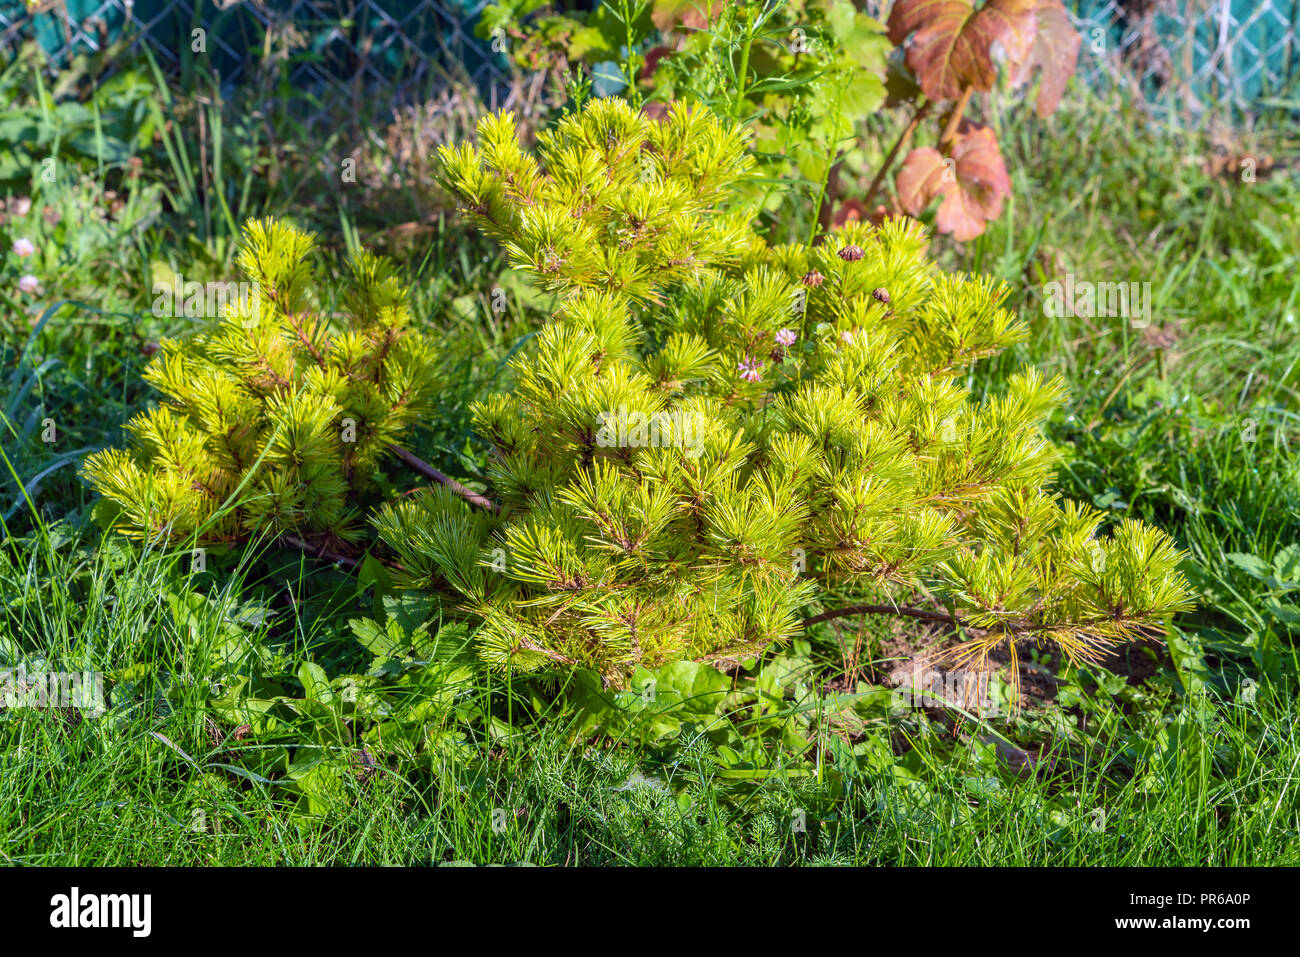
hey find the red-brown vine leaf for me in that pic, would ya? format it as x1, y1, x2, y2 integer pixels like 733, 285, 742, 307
895, 124, 1010, 241
651, 0, 724, 32
1007, 0, 1082, 117
887, 0, 1037, 102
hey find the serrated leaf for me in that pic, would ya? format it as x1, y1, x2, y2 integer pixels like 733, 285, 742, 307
839, 69, 887, 117
1007, 0, 1081, 117
566, 25, 617, 62
348, 617, 406, 659
411, 621, 473, 663
841, 16, 892, 71
825, 0, 858, 42
650, 0, 723, 32
1263, 600, 1300, 625
1225, 551, 1270, 582
382, 592, 438, 633
1271, 543, 1300, 587
887, 0, 1037, 102
896, 123, 1010, 240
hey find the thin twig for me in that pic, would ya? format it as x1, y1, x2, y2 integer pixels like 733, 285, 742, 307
862, 98, 932, 212
387, 444, 499, 513
939, 86, 973, 148
804, 603, 1167, 646
279, 533, 360, 569
802, 602, 958, 629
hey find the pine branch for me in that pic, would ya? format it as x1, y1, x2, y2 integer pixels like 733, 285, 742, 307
278, 533, 360, 569
802, 602, 958, 629
387, 444, 499, 513
802, 603, 1171, 648
285, 312, 327, 367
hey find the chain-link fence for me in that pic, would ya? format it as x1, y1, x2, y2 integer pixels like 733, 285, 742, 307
0, 1, 518, 131
3, 1, 1299, 123
1069, 0, 1300, 111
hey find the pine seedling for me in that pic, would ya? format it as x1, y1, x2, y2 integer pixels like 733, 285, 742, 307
374, 98, 1194, 689
83, 219, 439, 555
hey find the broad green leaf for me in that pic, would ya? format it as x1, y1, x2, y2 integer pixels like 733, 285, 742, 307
297, 661, 336, 705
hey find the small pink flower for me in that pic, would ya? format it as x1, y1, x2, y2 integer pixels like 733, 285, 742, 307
738, 356, 764, 383
18, 274, 40, 294
11, 196, 31, 217
840, 330, 854, 345
12, 237, 34, 258
774, 328, 797, 347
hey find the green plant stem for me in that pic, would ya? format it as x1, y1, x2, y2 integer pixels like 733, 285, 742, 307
810, 77, 850, 242
733, 14, 755, 119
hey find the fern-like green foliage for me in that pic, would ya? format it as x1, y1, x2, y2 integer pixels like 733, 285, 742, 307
374, 99, 1194, 686
84, 219, 438, 552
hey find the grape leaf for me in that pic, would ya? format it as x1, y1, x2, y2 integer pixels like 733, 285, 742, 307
1007, 0, 1082, 117
651, 0, 723, 32
887, 0, 1037, 102
895, 123, 1010, 241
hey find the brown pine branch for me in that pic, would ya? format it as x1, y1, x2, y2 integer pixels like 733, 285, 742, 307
802, 602, 958, 629
803, 602, 1169, 646
285, 311, 328, 368
387, 444, 499, 513
278, 533, 360, 569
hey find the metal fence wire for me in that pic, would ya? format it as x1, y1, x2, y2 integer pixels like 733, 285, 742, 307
2, 1, 1299, 122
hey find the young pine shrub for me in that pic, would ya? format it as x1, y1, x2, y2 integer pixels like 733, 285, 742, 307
83, 219, 439, 555
373, 99, 1194, 688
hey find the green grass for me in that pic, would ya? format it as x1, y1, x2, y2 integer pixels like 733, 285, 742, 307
2, 68, 1299, 865
2, 519, 1296, 866
2, 519, 1296, 865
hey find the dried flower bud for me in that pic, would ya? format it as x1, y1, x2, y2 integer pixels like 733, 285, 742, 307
872, 287, 890, 304
838, 244, 864, 262
801, 270, 824, 287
